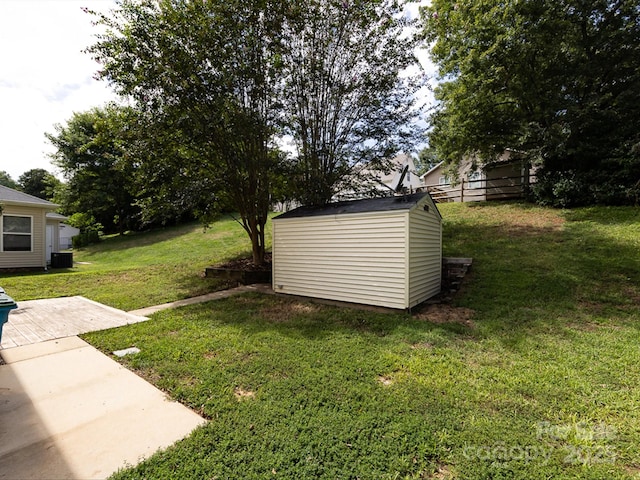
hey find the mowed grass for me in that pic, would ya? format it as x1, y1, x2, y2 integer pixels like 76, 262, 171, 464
79, 202, 640, 479
0, 216, 265, 311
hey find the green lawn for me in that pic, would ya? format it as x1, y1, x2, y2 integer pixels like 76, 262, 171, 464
0, 215, 265, 311
6, 202, 640, 478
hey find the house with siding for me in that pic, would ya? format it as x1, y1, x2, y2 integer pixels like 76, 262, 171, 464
421, 151, 534, 202
0, 185, 61, 270
331, 153, 424, 202
57, 220, 81, 249
375, 153, 424, 194
272, 192, 442, 310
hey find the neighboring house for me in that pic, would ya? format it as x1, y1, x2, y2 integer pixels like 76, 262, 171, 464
272, 192, 442, 310
334, 153, 424, 202
0, 185, 60, 269
375, 153, 424, 194
420, 162, 449, 188
420, 151, 535, 202
59, 223, 80, 250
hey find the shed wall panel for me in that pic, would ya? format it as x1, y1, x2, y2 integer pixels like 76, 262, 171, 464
408, 203, 442, 307
273, 212, 408, 309
0, 205, 47, 269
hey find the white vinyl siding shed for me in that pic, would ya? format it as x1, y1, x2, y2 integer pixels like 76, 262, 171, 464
272, 193, 442, 310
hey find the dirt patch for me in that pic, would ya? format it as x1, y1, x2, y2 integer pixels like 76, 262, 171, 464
234, 387, 256, 400
567, 321, 601, 332
414, 304, 475, 328
215, 253, 272, 272
260, 301, 320, 322
620, 284, 640, 306
624, 465, 640, 476
430, 463, 454, 479
377, 375, 393, 386
568, 320, 624, 332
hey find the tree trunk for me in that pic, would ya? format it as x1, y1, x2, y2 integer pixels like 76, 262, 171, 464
250, 229, 265, 265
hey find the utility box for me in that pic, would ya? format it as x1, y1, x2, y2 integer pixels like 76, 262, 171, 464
51, 252, 73, 268
0, 288, 18, 344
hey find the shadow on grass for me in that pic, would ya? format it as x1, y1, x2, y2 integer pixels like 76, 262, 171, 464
442, 204, 640, 343
83, 221, 203, 254
563, 205, 640, 226
172, 292, 472, 355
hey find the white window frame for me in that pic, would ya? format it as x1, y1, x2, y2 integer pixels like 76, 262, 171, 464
438, 175, 450, 186
2, 214, 34, 252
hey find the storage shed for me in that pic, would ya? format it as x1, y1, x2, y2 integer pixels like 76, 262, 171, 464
272, 192, 442, 310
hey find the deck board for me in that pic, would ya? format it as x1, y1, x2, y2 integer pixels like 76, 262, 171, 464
1, 297, 149, 349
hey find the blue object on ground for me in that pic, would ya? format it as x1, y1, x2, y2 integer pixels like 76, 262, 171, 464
0, 289, 18, 344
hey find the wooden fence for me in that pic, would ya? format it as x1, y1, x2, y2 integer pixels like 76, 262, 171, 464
425, 174, 537, 203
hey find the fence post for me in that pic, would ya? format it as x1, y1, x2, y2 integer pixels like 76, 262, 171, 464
460, 180, 464, 203
522, 162, 531, 197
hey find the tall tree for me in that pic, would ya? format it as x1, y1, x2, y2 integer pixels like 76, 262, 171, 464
87, 0, 287, 264
18, 168, 61, 201
423, 0, 640, 206
415, 146, 441, 175
282, 0, 422, 205
0, 171, 19, 190
46, 104, 140, 234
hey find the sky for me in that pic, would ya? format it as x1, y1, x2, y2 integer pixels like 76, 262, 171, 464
0, 0, 118, 181
0, 0, 435, 183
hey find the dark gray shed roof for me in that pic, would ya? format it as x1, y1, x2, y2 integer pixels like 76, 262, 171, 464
0, 185, 58, 208
275, 192, 440, 219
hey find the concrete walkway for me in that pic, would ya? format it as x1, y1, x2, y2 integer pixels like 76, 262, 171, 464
0, 337, 206, 479
0, 284, 272, 479
128, 283, 273, 317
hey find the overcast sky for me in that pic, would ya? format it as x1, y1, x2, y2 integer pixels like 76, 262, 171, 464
0, 0, 434, 183
0, 0, 118, 181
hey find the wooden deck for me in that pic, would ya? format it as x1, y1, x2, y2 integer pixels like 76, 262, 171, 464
0, 297, 149, 349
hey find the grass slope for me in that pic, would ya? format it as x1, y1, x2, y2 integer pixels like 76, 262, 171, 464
0, 216, 265, 311
79, 202, 640, 479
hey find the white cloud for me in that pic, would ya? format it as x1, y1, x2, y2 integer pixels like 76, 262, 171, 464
0, 0, 117, 181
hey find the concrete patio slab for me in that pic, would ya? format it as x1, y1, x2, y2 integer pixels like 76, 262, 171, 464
0, 337, 206, 479
0, 287, 277, 478
1, 296, 149, 349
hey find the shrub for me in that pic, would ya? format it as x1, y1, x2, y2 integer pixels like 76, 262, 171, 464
67, 213, 104, 248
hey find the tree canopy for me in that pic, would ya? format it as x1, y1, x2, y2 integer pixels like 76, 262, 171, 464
423, 0, 640, 206
0, 171, 19, 190
46, 104, 140, 234
85, 0, 423, 263
18, 168, 61, 201
87, 0, 287, 263
282, 0, 422, 205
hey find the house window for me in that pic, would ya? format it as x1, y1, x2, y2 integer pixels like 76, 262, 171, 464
2, 215, 33, 252
468, 171, 483, 189
438, 175, 450, 186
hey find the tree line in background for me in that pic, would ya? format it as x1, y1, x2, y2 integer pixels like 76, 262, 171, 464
0, 169, 61, 200
47, 0, 421, 264
7, 0, 638, 263
424, 0, 640, 207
